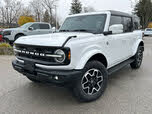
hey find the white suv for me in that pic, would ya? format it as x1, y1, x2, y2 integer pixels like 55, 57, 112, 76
3, 22, 52, 44
12, 11, 144, 102
144, 28, 152, 36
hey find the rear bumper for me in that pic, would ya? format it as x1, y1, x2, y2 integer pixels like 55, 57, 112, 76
12, 60, 82, 86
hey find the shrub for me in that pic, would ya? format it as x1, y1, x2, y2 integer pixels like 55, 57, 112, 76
18, 16, 35, 26
0, 43, 14, 55
148, 22, 152, 28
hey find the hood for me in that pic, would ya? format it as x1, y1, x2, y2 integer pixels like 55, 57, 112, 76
15, 32, 94, 47
3, 27, 24, 31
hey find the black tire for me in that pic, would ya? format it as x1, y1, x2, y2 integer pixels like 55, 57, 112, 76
73, 61, 108, 102
3, 38, 10, 44
15, 34, 24, 41
130, 46, 143, 69
26, 76, 41, 83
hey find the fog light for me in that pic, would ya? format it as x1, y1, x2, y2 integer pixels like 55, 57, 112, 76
54, 76, 59, 80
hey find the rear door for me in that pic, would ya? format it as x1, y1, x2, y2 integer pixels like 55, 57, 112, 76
121, 16, 134, 57
105, 15, 130, 67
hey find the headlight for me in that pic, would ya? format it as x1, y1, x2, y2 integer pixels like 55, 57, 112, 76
54, 49, 66, 63
3, 31, 12, 36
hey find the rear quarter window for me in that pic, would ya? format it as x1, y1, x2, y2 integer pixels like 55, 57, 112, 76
123, 17, 133, 32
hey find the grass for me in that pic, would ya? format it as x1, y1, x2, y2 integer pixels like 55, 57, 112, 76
0, 43, 14, 55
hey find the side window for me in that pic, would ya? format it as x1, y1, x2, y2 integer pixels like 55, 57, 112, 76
110, 16, 123, 26
30, 24, 40, 30
133, 18, 140, 30
123, 17, 133, 32
134, 22, 139, 30
39, 24, 50, 29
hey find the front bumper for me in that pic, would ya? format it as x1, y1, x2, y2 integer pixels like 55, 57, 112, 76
12, 60, 82, 86
3, 36, 14, 42
144, 32, 152, 36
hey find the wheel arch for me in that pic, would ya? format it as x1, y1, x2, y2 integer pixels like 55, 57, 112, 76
133, 40, 144, 56
88, 53, 108, 68
15, 33, 25, 40
75, 51, 108, 69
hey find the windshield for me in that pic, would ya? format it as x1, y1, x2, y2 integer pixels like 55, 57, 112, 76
60, 14, 107, 34
146, 28, 152, 31
20, 23, 32, 28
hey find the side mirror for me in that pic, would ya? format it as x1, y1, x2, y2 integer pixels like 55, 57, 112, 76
109, 24, 124, 34
28, 27, 34, 31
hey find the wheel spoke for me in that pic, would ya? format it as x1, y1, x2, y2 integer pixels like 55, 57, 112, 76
81, 69, 104, 95
88, 87, 94, 95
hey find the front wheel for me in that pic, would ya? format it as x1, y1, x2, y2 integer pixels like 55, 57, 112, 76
15, 34, 24, 41
73, 61, 108, 102
130, 46, 143, 69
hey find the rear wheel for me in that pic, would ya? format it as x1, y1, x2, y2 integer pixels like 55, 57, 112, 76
73, 61, 108, 102
130, 46, 143, 69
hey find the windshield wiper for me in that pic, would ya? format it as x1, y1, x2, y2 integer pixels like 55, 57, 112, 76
60, 29, 95, 34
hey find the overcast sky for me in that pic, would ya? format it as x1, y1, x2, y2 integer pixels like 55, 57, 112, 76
24, 0, 135, 23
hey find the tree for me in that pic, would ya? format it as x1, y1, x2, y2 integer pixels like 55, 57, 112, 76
134, 0, 152, 28
0, 0, 23, 27
148, 22, 152, 28
43, 10, 50, 23
30, 0, 44, 22
70, 0, 82, 14
83, 6, 95, 13
42, 0, 58, 25
18, 16, 35, 26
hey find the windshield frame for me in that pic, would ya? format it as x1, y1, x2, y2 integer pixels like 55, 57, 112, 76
59, 14, 107, 34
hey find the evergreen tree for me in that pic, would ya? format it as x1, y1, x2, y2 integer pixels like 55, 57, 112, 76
70, 0, 82, 14
134, 0, 152, 28
43, 10, 50, 23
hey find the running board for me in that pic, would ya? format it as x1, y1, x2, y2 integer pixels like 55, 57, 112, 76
107, 58, 134, 75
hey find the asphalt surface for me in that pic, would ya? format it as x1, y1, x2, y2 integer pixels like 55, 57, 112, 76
0, 37, 152, 114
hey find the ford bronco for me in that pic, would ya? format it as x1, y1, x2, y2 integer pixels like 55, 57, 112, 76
12, 10, 144, 102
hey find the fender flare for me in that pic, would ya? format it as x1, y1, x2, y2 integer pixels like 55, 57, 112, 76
132, 40, 144, 56
75, 50, 108, 69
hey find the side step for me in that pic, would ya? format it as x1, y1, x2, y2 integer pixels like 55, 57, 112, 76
107, 58, 134, 75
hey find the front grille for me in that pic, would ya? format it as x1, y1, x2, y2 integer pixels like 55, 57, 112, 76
15, 44, 70, 65
15, 45, 57, 63
3, 31, 11, 36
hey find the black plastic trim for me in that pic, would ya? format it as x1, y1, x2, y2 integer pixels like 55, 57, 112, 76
62, 36, 77, 47
108, 58, 134, 75
12, 60, 82, 85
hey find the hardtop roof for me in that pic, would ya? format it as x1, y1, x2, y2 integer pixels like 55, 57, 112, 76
68, 10, 132, 18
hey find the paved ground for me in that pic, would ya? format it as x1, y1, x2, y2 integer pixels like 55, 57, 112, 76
0, 37, 152, 114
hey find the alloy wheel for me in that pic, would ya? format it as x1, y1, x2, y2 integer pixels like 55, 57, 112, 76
81, 69, 103, 95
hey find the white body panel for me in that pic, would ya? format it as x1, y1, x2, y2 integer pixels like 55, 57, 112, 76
14, 11, 143, 70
